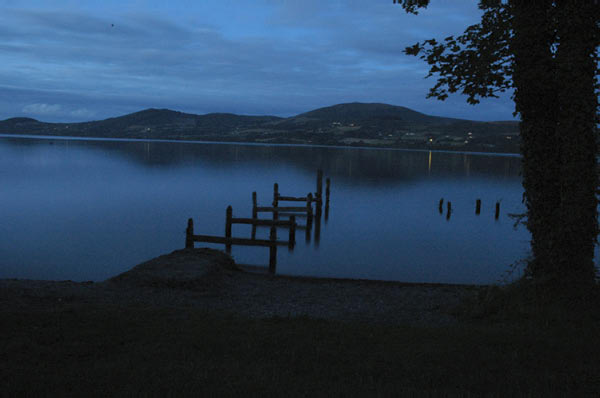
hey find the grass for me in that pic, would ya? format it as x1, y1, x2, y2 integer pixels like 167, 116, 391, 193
2, 300, 600, 397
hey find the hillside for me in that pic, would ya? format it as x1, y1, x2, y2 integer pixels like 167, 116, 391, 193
0, 109, 283, 139
0, 103, 521, 152
282, 102, 459, 124
90, 109, 283, 134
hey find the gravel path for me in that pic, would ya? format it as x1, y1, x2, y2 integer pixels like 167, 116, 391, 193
0, 249, 483, 327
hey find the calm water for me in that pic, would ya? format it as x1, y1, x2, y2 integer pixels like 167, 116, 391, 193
0, 135, 532, 284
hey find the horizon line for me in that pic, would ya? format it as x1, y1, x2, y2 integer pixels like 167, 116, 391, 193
2, 101, 521, 125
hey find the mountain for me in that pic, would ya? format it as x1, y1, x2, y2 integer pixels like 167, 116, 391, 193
0, 108, 283, 139
91, 108, 282, 131
272, 102, 516, 136
0, 103, 521, 152
284, 102, 459, 124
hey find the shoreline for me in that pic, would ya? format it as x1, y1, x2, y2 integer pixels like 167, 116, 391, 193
0, 248, 484, 327
0, 133, 522, 157
4, 249, 598, 396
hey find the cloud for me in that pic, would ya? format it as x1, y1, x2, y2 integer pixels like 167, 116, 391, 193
22, 103, 62, 115
70, 108, 96, 119
0, 1, 517, 122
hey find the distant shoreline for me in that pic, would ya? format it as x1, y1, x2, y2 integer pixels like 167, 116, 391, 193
0, 103, 522, 154
0, 133, 522, 157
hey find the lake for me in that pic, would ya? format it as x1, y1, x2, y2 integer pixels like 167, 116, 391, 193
0, 135, 532, 284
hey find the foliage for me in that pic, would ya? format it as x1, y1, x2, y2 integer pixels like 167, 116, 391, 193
396, 0, 600, 298
404, 2, 513, 105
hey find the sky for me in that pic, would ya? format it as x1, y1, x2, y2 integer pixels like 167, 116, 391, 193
0, 0, 518, 123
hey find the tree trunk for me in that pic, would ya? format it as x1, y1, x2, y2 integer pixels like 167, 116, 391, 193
512, 0, 598, 296
553, 1, 599, 291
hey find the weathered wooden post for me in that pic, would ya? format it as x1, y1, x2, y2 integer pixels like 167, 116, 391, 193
475, 199, 481, 215
273, 183, 279, 206
269, 226, 277, 274
439, 198, 444, 214
251, 192, 257, 239
288, 215, 296, 251
446, 201, 452, 220
225, 206, 233, 254
273, 183, 279, 220
185, 218, 194, 249
495, 202, 500, 219
315, 191, 323, 221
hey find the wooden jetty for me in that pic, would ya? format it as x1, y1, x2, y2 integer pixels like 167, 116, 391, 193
273, 170, 330, 208
225, 205, 296, 252
253, 189, 314, 221
185, 217, 291, 273
185, 169, 331, 273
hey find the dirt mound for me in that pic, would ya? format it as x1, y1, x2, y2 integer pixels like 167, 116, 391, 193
108, 248, 240, 289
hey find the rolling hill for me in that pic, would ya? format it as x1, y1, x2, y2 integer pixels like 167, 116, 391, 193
0, 102, 521, 152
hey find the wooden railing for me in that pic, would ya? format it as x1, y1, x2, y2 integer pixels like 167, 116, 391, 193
185, 215, 291, 273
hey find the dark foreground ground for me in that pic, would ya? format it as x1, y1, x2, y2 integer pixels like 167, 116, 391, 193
1, 249, 599, 396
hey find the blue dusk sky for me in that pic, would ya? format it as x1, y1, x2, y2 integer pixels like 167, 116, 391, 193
0, 0, 517, 122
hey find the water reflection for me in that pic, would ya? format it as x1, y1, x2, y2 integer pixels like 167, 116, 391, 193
0, 135, 522, 183
0, 136, 529, 284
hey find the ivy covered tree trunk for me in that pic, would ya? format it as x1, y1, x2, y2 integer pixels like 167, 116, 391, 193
511, 0, 561, 289
397, 0, 599, 298
552, 1, 598, 291
512, 1, 598, 295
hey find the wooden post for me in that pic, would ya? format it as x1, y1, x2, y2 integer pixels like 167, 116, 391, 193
315, 196, 322, 221
288, 215, 296, 251
446, 201, 452, 220
273, 183, 279, 220
269, 226, 277, 274
225, 206, 232, 254
185, 218, 194, 249
495, 202, 500, 219
439, 198, 444, 214
475, 199, 481, 215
